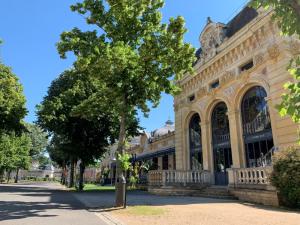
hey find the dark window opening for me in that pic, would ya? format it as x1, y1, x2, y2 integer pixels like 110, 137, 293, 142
241, 86, 274, 167
150, 157, 158, 170
189, 114, 203, 170
162, 155, 169, 170
240, 60, 254, 72
189, 94, 195, 102
210, 80, 220, 89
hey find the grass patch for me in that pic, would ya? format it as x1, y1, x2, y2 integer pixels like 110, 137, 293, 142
123, 206, 166, 216
83, 184, 115, 191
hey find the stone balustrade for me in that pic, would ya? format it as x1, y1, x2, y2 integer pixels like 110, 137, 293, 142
148, 170, 211, 187
227, 166, 275, 190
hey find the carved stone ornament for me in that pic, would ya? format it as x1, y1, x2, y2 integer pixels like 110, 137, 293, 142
267, 44, 280, 60
223, 86, 235, 98
199, 100, 207, 111
199, 19, 226, 62
220, 70, 236, 85
196, 86, 208, 99
289, 40, 300, 55
254, 53, 264, 66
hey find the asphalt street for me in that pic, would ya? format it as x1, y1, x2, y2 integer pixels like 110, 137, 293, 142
0, 182, 108, 225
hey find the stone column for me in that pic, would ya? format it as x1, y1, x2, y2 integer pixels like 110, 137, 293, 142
228, 110, 245, 168
168, 154, 174, 170
200, 121, 213, 171
158, 157, 163, 170
175, 108, 185, 170
265, 97, 279, 147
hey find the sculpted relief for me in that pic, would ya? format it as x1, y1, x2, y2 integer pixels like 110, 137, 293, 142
199, 18, 226, 62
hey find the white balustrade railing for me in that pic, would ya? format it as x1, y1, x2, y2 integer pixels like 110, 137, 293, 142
148, 170, 211, 187
227, 166, 274, 190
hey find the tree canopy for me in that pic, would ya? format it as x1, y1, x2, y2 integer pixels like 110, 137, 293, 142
57, 0, 195, 205
37, 68, 140, 189
25, 123, 48, 160
0, 133, 31, 176
0, 63, 27, 134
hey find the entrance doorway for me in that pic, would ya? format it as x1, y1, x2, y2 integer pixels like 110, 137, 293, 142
211, 102, 233, 185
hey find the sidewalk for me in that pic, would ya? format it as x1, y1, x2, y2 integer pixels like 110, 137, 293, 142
73, 190, 300, 225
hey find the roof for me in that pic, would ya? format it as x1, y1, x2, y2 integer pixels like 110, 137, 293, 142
225, 6, 258, 38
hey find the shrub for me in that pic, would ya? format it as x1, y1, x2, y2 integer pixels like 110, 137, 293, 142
270, 147, 300, 208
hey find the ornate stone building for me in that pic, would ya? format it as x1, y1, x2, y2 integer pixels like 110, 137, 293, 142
173, 6, 299, 182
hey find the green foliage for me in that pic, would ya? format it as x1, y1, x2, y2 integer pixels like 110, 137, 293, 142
270, 147, 300, 208
252, 1, 300, 124
25, 123, 48, 159
251, 0, 300, 37
0, 132, 31, 172
0, 63, 27, 135
37, 69, 120, 166
117, 153, 131, 171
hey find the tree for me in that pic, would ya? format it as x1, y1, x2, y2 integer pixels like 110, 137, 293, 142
37, 69, 139, 190
25, 123, 48, 160
0, 133, 31, 183
12, 133, 31, 183
0, 63, 27, 135
251, 1, 300, 125
47, 134, 71, 185
57, 0, 195, 206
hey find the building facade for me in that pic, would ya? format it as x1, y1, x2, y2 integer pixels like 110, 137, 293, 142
173, 6, 299, 186
101, 120, 176, 183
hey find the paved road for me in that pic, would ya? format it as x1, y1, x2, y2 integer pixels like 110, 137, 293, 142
0, 182, 108, 225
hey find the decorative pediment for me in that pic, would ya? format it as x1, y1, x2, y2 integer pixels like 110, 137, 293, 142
199, 17, 226, 61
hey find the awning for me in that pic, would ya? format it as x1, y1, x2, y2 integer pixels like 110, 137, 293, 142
135, 147, 175, 161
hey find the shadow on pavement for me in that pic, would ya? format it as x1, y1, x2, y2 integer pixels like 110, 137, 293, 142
0, 183, 85, 222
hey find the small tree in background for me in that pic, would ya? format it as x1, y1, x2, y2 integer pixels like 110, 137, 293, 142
0, 133, 31, 183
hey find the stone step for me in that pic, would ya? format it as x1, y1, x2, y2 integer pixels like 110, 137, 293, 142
148, 186, 237, 200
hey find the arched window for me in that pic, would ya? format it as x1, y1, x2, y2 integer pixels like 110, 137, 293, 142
212, 102, 230, 144
211, 102, 232, 185
189, 114, 202, 170
241, 86, 273, 167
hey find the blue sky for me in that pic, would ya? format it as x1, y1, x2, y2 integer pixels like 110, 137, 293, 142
0, 0, 248, 132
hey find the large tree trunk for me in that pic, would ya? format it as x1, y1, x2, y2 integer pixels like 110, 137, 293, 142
7, 170, 11, 183
14, 168, 19, 183
115, 100, 127, 207
0, 168, 4, 183
78, 161, 85, 191
68, 159, 75, 188
61, 163, 67, 185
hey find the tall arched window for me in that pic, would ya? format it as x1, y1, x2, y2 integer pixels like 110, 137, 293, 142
241, 86, 273, 167
211, 102, 232, 185
189, 114, 202, 170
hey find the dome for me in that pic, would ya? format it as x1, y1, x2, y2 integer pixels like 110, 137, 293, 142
152, 120, 175, 138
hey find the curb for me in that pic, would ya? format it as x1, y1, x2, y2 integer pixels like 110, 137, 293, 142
95, 212, 125, 225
